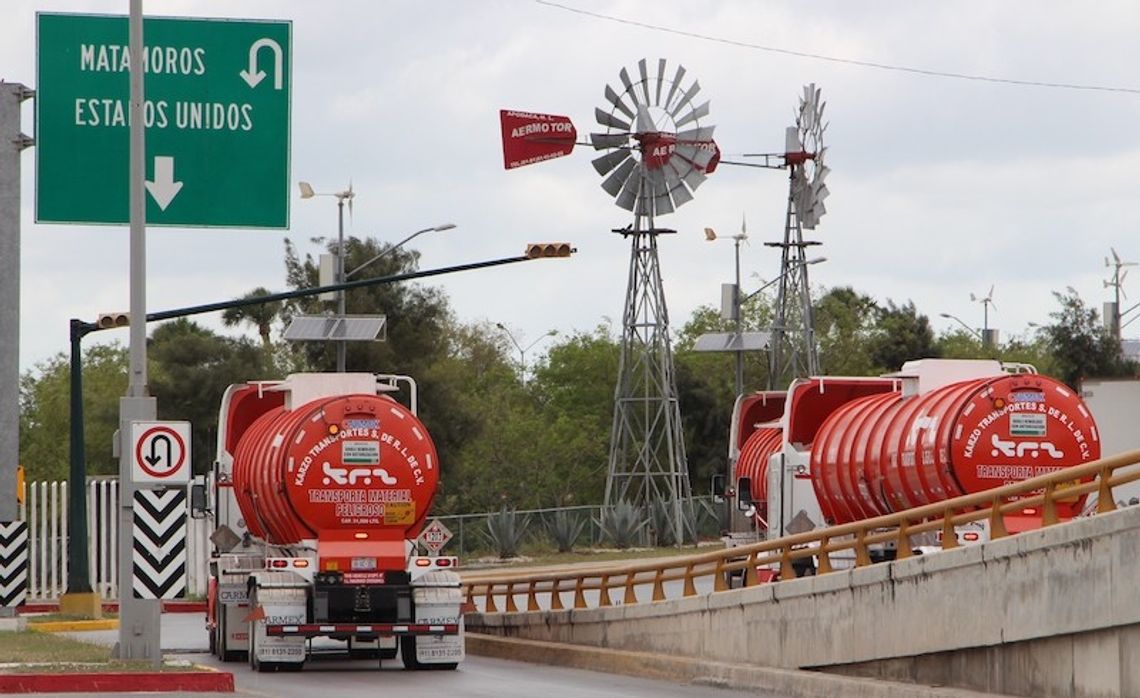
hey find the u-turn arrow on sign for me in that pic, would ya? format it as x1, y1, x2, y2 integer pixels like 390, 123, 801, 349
131, 421, 192, 484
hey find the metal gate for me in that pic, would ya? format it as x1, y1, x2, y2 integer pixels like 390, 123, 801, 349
19, 478, 209, 601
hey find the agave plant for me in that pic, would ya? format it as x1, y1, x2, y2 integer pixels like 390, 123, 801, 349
648, 497, 676, 547
647, 497, 705, 546
546, 509, 586, 553
598, 500, 647, 549
483, 506, 530, 559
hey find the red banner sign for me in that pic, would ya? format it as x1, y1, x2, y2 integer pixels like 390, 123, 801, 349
500, 109, 577, 170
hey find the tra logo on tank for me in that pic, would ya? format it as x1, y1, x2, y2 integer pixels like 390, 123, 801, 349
990, 434, 1064, 459
321, 462, 398, 486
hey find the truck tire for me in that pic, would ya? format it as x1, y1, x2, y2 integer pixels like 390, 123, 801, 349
348, 636, 380, 660
400, 636, 420, 670
218, 611, 244, 663
400, 637, 457, 671
248, 621, 260, 672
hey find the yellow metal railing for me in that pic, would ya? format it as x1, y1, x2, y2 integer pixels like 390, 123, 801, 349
461, 449, 1140, 613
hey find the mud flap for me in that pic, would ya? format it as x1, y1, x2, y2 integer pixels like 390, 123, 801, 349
249, 580, 307, 669
412, 570, 464, 667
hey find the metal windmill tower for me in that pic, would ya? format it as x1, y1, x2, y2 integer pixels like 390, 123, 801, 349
754, 84, 831, 388
590, 59, 717, 543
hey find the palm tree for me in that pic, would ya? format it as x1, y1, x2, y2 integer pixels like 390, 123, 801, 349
221, 287, 282, 350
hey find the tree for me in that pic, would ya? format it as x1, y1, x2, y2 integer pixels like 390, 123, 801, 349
935, 329, 988, 360
148, 319, 277, 474
814, 286, 878, 376
19, 343, 128, 481
523, 324, 621, 507
869, 300, 940, 372
1038, 288, 1134, 389
281, 236, 454, 374
221, 286, 282, 349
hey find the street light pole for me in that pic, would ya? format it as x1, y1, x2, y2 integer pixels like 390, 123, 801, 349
732, 234, 744, 398
336, 195, 346, 371
707, 226, 825, 398
740, 257, 827, 306
299, 181, 356, 372
346, 223, 457, 279
705, 224, 747, 397
939, 312, 983, 341
496, 323, 556, 385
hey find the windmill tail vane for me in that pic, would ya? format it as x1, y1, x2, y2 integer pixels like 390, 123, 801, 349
497, 58, 722, 216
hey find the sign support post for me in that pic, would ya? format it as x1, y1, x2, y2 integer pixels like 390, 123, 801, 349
0, 83, 33, 623
115, 0, 161, 665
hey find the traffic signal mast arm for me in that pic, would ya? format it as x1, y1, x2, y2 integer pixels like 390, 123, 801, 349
76, 246, 575, 334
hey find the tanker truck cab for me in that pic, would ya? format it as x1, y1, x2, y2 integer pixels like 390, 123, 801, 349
206, 373, 464, 672
765, 375, 900, 571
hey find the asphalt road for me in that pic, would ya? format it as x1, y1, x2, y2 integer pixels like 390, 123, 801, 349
56, 613, 795, 698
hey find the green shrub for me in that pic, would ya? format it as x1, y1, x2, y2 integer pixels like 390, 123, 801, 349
483, 506, 530, 558
545, 509, 586, 553
598, 500, 647, 549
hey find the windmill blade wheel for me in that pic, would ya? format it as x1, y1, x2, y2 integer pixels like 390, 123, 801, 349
591, 58, 715, 217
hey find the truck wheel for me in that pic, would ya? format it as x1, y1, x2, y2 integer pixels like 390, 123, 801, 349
400, 636, 421, 670
218, 612, 244, 663
347, 637, 380, 660
400, 637, 457, 671
248, 622, 260, 672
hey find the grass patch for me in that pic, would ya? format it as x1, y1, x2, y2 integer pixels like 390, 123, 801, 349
0, 630, 111, 665
25, 612, 118, 624
0, 631, 201, 673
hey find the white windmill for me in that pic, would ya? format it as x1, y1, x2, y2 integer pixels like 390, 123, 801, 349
591, 58, 718, 544
497, 59, 719, 543
744, 84, 831, 388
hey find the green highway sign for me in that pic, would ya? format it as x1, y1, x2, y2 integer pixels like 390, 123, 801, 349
36, 13, 291, 228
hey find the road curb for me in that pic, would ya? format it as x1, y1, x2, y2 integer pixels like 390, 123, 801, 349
465, 633, 1013, 698
27, 619, 119, 633
18, 601, 206, 615
0, 669, 233, 694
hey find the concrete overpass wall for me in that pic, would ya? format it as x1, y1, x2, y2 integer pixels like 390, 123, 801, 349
468, 504, 1140, 697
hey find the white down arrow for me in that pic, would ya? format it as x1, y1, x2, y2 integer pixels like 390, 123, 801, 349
145, 156, 184, 211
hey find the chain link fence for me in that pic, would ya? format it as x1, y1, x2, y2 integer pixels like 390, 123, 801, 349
431, 495, 726, 559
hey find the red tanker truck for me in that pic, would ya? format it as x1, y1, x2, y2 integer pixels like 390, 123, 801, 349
196, 373, 463, 671
723, 359, 1101, 568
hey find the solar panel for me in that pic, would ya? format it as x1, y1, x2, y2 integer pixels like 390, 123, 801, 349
283, 315, 386, 342
692, 331, 770, 353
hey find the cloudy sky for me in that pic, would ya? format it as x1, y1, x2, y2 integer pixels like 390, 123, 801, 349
5, 1, 1140, 375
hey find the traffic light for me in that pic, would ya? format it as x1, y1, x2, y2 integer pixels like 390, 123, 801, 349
525, 242, 574, 259
96, 312, 130, 329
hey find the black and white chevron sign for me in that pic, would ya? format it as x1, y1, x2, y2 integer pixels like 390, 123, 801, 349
0, 522, 28, 607
132, 489, 187, 600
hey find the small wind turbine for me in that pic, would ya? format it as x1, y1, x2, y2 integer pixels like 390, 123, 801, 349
1104, 247, 1137, 338
970, 285, 996, 335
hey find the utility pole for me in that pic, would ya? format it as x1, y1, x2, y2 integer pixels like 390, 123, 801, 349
115, 0, 161, 664
0, 81, 34, 619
